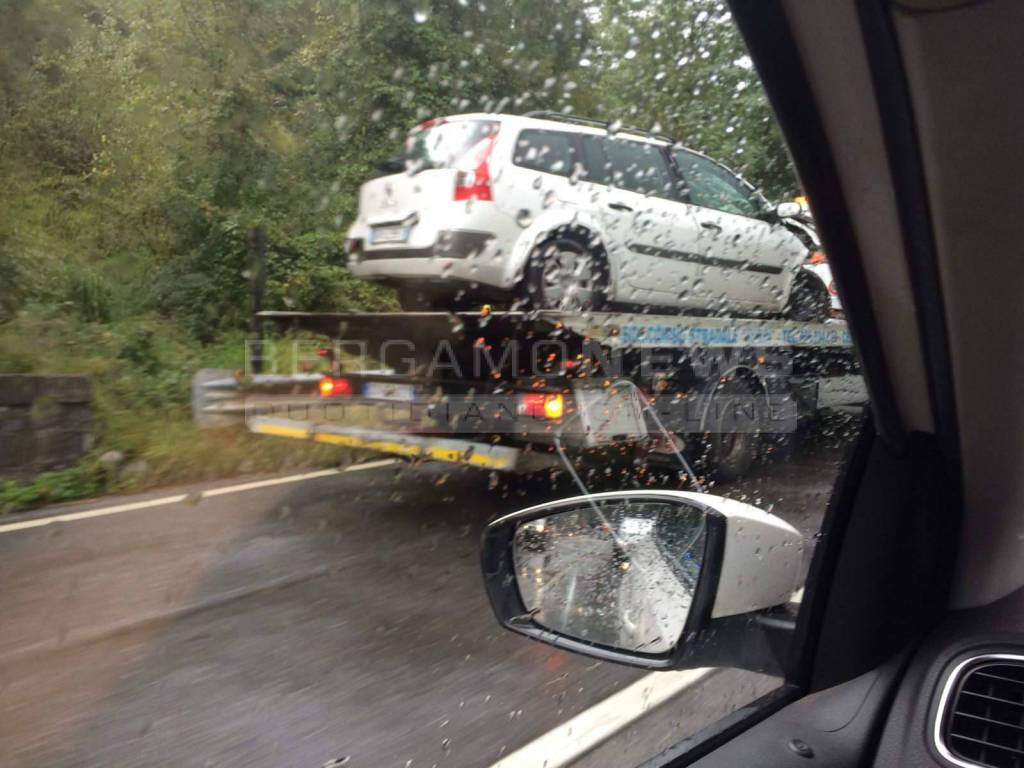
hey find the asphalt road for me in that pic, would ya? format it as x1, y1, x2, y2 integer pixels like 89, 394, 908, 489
0, 442, 849, 768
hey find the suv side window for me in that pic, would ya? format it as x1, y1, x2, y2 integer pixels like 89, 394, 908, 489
513, 129, 577, 177
581, 135, 677, 200
674, 148, 762, 217
581, 136, 675, 201
579, 135, 607, 184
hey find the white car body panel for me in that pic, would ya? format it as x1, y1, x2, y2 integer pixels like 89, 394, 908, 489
803, 262, 842, 312
347, 113, 810, 313
613, 490, 804, 620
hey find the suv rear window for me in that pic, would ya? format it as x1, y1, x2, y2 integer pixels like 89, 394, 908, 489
403, 119, 499, 171
512, 129, 577, 177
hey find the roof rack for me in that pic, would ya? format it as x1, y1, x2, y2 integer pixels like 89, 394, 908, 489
522, 111, 677, 145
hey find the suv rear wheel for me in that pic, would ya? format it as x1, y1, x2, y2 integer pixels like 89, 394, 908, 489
523, 234, 607, 311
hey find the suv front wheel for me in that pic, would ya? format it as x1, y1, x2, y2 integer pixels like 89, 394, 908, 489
786, 272, 831, 323
523, 234, 607, 311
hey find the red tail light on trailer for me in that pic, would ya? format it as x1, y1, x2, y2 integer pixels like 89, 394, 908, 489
319, 377, 353, 397
519, 392, 565, 420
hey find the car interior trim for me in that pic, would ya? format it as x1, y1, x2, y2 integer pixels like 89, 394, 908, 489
854, 0, 963, 505
931, 652, 1024, 768
732, 0, 906, 450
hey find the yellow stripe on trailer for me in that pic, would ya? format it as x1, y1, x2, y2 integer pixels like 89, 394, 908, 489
313, 432, 422, 457
251, 421, 311, 440
364, 440, 422, 457
312, 432, 365, 449
466, 452, 512, 470
249, 417, 521, 472
425, 446, 465, 463
424, 445, 512, 470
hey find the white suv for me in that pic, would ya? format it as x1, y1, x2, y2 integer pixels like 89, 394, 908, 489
345, 112, 819, 318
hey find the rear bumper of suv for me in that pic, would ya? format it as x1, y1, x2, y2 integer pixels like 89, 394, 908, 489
351, 229, 491, 261
347, 228, 511, 290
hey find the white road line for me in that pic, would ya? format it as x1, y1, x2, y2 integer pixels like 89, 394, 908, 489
491, 667, 713, 768
342, 458, 402, 473
0, 460, 398, 535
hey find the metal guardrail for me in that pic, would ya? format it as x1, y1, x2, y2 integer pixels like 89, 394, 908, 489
192, 369, 322, 427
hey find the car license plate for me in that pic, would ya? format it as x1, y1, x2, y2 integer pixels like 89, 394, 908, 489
364, 381, 416, 401
369, 223, 408, 245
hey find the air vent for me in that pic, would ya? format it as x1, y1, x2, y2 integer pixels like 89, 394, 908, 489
937, 655, 1024, 768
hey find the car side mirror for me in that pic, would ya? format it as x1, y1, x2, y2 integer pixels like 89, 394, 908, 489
774, 201, 803, 219
481, 491, 804, 674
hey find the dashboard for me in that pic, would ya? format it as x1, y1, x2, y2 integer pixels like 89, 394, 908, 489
690, 584, 1024, 768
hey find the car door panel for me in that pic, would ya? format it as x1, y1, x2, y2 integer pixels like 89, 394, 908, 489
579, 134, 706, 305
673, 148, 802, 312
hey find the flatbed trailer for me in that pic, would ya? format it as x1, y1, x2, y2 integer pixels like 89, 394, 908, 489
235, 309, 865, 483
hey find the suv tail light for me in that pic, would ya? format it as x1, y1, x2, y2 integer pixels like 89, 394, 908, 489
454, 132, 499, 202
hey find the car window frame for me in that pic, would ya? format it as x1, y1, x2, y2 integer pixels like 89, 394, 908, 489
671, 146, 769, 221
577, 132, 687, 203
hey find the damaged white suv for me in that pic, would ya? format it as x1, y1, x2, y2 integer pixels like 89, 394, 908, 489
345, 112, 824, 319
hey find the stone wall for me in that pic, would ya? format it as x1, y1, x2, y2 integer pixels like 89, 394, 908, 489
0, 375, 93, 479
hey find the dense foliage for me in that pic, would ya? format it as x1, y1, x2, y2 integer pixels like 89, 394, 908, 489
0, 0, 797, 502
1, 0, 794, 336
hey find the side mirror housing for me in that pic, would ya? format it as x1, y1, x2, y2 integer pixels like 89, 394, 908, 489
481, 491, 804, 674
774, 201, 803, 219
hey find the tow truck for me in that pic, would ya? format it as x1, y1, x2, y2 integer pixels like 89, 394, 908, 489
196, 308, 864, 487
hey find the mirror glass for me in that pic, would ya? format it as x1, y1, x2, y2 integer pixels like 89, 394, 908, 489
513, 498, 707, 655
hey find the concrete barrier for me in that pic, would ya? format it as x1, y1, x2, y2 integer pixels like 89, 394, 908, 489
0, 375, 93, 479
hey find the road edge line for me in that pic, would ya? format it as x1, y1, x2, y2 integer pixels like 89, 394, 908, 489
490, 667, 714, 768
0, 460, 398, 535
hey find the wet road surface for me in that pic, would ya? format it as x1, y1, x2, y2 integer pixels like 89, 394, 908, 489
0, 443, 848, 768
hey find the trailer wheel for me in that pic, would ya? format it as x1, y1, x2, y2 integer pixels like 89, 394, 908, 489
698, 377, 763, 482
523, 233, 608, 311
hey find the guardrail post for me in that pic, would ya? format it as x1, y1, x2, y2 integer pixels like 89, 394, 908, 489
248, 226, 267, 374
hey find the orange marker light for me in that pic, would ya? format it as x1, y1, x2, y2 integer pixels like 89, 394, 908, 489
543, 394, 564, 420
319, 377, 352, 397
520, 392, 565, 420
